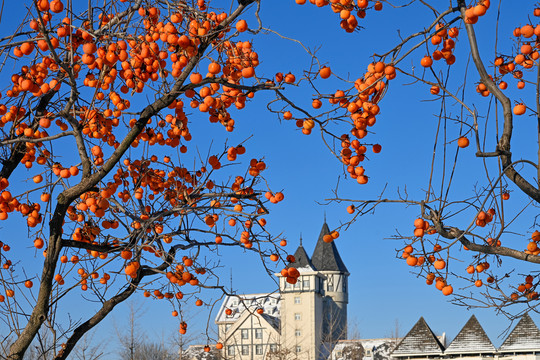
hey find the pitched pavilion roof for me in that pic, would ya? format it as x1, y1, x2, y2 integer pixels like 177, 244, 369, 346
311, 222, 349, 273
391, 317, 445, 356
444, 315, 495, 354
499, 313, 540, 352
289, 243, 315, 271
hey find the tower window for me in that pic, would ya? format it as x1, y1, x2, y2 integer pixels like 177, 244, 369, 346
295, 329, 301, 337
255, 345, 263, 355
294, 313, 301, 320
327, 275, 334, 292
294, 296, 301, 304
296, 346, 302, 353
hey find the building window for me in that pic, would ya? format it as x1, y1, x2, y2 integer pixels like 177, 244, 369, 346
366, 349, 372, 356
293, 281, 301, 289
328, 283, 334, 292
255, 344, 263, 355
294, 313, 301, 320
270, 344, 278, 353
296, 346, 302, 353
241, 329, 249, 340
227, 346, 235, 356
225, 324, 231, 332
343, 277, 347, 292
294, 296, 301, 304
255, 328, 263, 339
285, 281, 291, 289
303, 279, 310, 289
295, 329, 301, 337
242, 345, 249, 355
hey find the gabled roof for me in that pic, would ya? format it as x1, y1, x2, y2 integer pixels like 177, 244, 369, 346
499, 313, 540, 352
214, 293, 280, 324
289, 244, 315, 271
445, 315, 495, 354
391, 317, 445, 356
311, 223, 348, 273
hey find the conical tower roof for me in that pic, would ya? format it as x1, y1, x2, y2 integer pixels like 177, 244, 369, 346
289, 241, 315, 270
392, 317, 445, 356
445, 315, 495, 354
311, 223, 348, 273
499, 313, 540, 352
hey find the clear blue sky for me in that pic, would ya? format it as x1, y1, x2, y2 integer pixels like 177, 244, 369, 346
0, 0, 538, 354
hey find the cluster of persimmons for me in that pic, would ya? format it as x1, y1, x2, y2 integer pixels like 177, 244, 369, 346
291, 0, 540, 303
0, 0, 313, 347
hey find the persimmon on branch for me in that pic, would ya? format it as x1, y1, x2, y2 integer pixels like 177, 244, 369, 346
301, 0, 540, 317
0, 1, 313, 359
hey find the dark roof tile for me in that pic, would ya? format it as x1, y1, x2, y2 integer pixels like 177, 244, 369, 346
289, 244, 315, 270
311, 223, 348, 273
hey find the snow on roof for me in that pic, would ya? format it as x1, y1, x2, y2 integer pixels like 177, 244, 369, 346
331, 339, 397, 360
391, 317, 445, 356
182, 344, 218, 360
499, 313, 540, 352
214, 293, 280, 324
445, 315, 495, 354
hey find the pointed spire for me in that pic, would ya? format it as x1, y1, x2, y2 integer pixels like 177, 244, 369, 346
311, 222, 348, 273
288, 235, 314, 270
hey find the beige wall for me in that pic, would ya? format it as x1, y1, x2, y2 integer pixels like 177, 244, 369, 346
280, 272, 325, 360
218, 313, 280, 360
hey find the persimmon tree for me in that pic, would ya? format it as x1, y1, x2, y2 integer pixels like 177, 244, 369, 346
293, 0, 540, 318
2, 0, 540, 358
0, 0, 301, 359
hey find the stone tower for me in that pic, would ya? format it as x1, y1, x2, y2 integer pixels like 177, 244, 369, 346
277, 222, 349, 360
311, 222, 349, 346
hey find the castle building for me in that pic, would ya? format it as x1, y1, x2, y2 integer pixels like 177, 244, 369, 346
215, 222, 349, 360
212, 222, 540, 360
